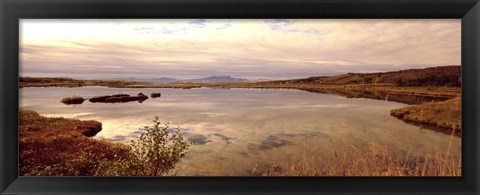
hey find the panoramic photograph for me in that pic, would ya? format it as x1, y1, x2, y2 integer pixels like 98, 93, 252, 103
19, 19, 461, 176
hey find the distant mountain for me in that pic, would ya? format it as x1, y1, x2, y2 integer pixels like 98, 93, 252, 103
185, 76, 247, 83
106, 77, 178, 84
151, 77, 179, 84
262, 66, 461, 87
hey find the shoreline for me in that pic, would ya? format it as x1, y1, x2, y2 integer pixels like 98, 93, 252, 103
20, 80, 459, 104
19, 110, 131, 176
20, 78, 461, 134
21, 81, 461, 136
390, 97, 461, 137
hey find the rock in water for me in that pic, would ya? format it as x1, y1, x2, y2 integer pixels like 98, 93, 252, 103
151, 92, 161, 98
89, 93, 149, 103
61, 96, 85, 105
89, 95, 112, 103
111, 94, 130, 98
137, 93, 149, 100
105, 96, 138, 103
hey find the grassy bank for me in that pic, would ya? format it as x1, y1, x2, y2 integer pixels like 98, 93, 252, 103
19, 77, 150, 88
391, 97, 461, 136
20, 110, 190, 176
19, 110, 130, 176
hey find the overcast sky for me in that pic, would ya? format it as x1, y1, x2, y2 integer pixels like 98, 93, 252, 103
20, 19, 460, 80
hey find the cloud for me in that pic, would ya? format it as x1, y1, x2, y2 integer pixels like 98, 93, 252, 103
189, 19, 208, 28
216, 23, 232, 30
302, 29, 326, 36
133, 27, 158, 34
133, 26, 188, 35
283, 29, 300, 33
20, 19, 461, 80
265, 19, 294, 30
133, 27, 154, 31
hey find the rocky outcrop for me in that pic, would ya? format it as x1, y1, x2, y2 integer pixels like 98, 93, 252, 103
89, 93, 149, 103
151, 92, 161, 98
89, 95, 112, 103
61, 96, 85, 105
136, 93, 149, 103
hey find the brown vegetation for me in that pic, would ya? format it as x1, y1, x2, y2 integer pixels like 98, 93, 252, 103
263, 65, 461, 87
253, 137, 460, 176
60, 96, 85, 105
20, 77, 84, 88
19, 77, 150, 88
19, 110, 190, 176
391, 97, 461, 136
19, 110, 130, 176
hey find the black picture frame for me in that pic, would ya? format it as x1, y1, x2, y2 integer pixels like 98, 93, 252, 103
1, 0, 479, 194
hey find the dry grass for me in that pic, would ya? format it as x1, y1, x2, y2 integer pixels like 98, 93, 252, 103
391, 97, 461, 136
19, 77, 150, 88
19, 77, 84, 88
264, 65, 461, 86
253, 134, 461, 176
19, 110, 130, 176
19, 110, 190, 176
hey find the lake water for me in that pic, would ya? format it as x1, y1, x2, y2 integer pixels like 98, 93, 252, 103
19, 87, 461, 176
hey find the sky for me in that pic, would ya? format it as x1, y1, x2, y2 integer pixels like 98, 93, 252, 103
20, 19, 461, 80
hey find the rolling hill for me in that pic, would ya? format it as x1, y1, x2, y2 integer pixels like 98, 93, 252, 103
263, 66, 461, 87
186, 76, 247, 83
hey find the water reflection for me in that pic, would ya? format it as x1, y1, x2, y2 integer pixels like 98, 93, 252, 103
19, 86, 461, 175
303, 88, 452, 105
